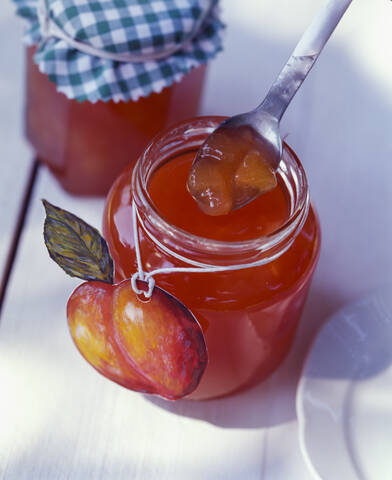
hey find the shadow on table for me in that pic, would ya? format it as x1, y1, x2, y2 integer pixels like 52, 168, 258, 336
146, 282, 348, 429
147, 280, 392, 428
299, 283, 392, 380
146, 375, 294, 429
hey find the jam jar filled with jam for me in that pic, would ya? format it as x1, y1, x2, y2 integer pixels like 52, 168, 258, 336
103, 117, 321, 400
16, 0, 223, 195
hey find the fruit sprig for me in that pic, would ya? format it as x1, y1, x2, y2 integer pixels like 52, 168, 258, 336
43, 200, 208, 400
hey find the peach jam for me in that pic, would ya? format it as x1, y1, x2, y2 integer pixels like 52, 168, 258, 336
103, 117, 320, 400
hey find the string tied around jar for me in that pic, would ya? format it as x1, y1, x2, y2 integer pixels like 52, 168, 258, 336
130, 201, 298, 299
37, 0, 215, 64
16, 0, 224, 102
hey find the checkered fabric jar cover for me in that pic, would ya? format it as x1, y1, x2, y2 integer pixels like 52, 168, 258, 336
14, 0, 224, 102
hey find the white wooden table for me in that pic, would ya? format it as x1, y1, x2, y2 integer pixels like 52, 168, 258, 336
1, 1, 391, 478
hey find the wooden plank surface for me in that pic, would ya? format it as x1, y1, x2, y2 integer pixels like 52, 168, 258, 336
0, 2, 34, 296
1, 0, 392, 478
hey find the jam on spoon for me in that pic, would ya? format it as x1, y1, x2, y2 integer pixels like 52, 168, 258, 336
187, 124, 277, 216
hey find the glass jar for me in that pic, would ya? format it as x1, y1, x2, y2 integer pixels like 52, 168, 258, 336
25, 47, 206, 196
103, 117, 321, 400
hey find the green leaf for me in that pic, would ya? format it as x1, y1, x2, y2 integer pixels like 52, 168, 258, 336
42, 200, 114, 284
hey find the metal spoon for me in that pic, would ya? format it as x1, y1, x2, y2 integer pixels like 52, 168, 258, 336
188, 0, 353, 216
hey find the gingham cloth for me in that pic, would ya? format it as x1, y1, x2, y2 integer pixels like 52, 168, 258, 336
13, 0, 224, 102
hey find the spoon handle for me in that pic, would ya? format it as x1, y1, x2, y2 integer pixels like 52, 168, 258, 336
258, 0, 353, 121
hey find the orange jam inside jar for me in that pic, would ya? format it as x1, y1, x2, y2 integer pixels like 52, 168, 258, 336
103, 117, 321, 400
25, 47, 206, 196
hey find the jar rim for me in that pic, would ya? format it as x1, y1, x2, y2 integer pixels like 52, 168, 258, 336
132, 116, 310, 265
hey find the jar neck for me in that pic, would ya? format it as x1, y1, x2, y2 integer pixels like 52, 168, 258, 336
132, 117, 310, 267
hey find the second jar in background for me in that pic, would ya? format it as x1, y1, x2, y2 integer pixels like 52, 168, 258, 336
18, 0, 224, 196
26, 48, 206, 196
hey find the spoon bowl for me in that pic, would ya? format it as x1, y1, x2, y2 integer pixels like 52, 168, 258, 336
187, 112, 281, 214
